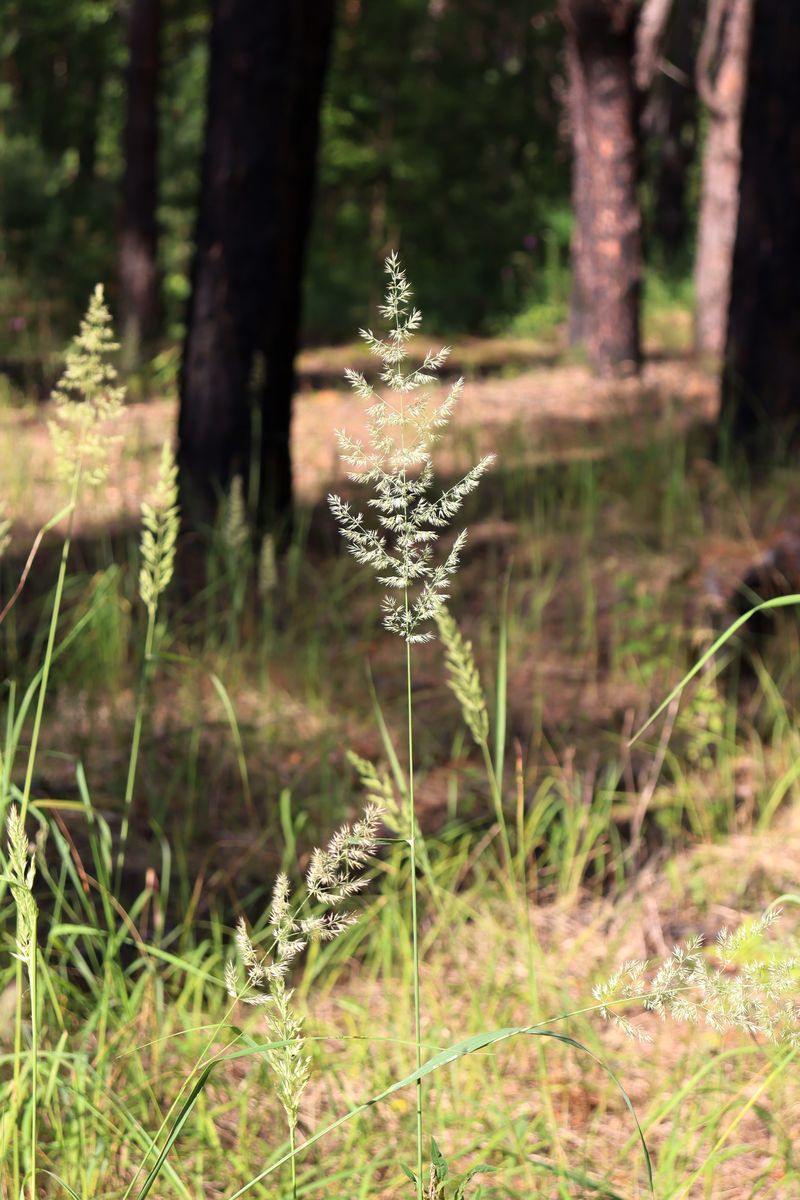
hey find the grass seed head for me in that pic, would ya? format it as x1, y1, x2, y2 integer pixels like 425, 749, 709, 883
48, 284, 125, 488
227, 806, 380, 1133
139, 440, 180, 615
6, 805, 37, 971
434, 605, 489, 745
0, 501, 10, 560
329, 254, 494, 642
594, 912, 800, 1046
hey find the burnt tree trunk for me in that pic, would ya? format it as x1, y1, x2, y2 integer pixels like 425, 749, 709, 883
562, 0, 642, 375
694, 0, 753, 356
638, 0, 700, 256
178, 0, 335, 534
257, 5, 335, 531
120, 0, 163, 366
720, 0, 800, 459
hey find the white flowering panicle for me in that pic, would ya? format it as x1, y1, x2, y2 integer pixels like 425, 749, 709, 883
594, 910, 799, 1046
328, 254, 494, 643
139, 442, 180, 616
226, 806, 381, 1135
48, 285, 125, 488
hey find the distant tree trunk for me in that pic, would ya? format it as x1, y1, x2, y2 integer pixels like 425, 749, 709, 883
693, 0, 753, 356
119, 0, 162, 367
562, 0, 642, 376
257, 5, 335, 531
178, 0, 335, 535
720, 0, 800, 458
567, 42, 592, 347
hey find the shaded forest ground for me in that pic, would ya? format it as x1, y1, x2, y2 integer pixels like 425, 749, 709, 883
2, 320, 800, 1196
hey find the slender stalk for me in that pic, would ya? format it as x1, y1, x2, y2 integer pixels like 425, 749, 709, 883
10, 964, 22, 1195
405, 631, 424, 1198
116, 603, 158, 889
479, 737, 513, 881
289, 1124, 297, 1200
11, 469, 78, 1193
19, 467, 80, 823
27, 914, 38, 1200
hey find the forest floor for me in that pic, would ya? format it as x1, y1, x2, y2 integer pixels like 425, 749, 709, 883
2, 328, 800, 1196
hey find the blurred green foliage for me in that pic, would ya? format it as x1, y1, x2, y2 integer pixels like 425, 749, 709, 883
1, 0, 571, 350
0, 0, 697, 355
305, 0, 568, 338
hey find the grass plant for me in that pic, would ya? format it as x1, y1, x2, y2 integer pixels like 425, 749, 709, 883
329, 253, 493, 1195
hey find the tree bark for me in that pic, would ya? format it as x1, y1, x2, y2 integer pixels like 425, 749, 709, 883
178, 0, 335, 535
562, 0, 642, 376
567, 36, 593, 348
693, 0, 753, 356
119, 0, 163, 367
720, 0, 800, 458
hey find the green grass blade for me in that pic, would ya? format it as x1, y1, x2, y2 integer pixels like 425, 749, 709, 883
135, 1061, 215, 1200
40, 1170, 84, 1199
631, 594, 800, 743
225, 1024, 653, 1198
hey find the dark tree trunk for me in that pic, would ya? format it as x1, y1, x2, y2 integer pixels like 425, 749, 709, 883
562, 0, 642, 376
120, 0, 163, 366
650, 74, 697, 253
178, 0, 335, 536
694, 0, 753, 355
257, 4, 336, 531
720, 0, 800, 459
639, 0, 700, 255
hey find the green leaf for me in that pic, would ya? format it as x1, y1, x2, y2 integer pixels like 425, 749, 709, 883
431, 1135, 449, 1182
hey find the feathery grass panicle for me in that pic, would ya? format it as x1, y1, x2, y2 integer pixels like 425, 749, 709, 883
258, 533, 278, 597
594, 910, 800, 1046
6, 806, 37, 971
139, 442, 180, 615
434, 606, 489, 745
227, 806, 380, 1162
328, 253, 494, 643
224, 475, 249, 556
48, 285, 125, 488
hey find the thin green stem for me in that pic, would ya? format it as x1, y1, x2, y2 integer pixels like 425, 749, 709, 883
20, 468, 80, 823
116, 603, 158, 890
27, 918, 37, 1200
405, 631, 424, 1200
10, 471, 78, 1193
479, 738, 513, 882
10, 961, 22, 1194
289, 1123, 297, 1200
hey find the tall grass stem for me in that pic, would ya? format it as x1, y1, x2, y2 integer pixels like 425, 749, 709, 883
116, 604, 157, 889
405, 633, 424, 1199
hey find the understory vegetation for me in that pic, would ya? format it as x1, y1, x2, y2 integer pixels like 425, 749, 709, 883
1, 269, 800, 1200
